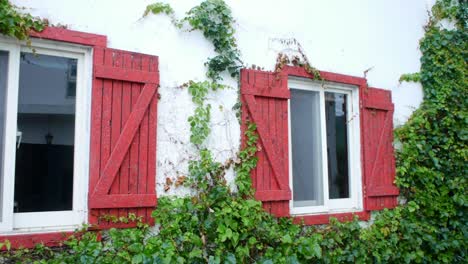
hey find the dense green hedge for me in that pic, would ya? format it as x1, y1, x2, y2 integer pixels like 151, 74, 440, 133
0, 0, 466, 263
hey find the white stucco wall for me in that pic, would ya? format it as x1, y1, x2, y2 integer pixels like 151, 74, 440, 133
12, 0, 431, 197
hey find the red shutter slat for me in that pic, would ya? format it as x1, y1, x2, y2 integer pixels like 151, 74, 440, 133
119, 52, 132, 220
89, 47, 159, 228
94, 65, 159, 83
360, 87, 399, 211
241, 69, 291, 217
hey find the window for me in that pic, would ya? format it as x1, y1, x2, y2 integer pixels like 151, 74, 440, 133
0, 27, 159, 248
288, 78, 362, 215
240, 66, 399, 224
0, 38, 91, 232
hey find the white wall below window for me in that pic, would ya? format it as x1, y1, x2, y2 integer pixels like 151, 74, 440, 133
12, 0, 431, 197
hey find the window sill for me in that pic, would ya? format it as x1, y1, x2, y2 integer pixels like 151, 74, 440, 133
292, 211, 370, 225
0, 231, 77, 250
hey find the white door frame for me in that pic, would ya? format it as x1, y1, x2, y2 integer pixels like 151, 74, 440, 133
288, 77, 363, 216
0, 38, 92, 233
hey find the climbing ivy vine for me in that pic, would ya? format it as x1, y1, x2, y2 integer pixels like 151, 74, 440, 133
144, 0, 242, 81
0, 0, 45, 43
0, 0, 466, 263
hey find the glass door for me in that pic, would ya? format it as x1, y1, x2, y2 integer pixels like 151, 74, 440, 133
0, 39, 89, 232
13, 47, 84, 230
0, 43, 20, 231
0, 51, 8, 224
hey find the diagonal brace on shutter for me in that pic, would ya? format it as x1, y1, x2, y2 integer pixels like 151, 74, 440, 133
243, 94, 291, 192
91, 83, 156, 197
365, 105, 399, 197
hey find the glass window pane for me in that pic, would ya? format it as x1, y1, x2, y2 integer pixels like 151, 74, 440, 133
325, 92, 350, 199
291, 89, 324, 207
14, 52, 76, 213
0, 51, 9, 221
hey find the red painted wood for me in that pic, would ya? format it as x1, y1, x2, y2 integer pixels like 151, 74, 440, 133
128, 84, 141, 220
244, 95, 290, 191
97, 48, 114, 223
242, 87, 290, 99
293, 211, 371, 225
147, 57, 158, 226
361, 87, 399, 211
89, 47, 105, 225
282, 65, 367, 86
362, 100, 394, 111
0, 232, 75, 250
367, 186, 399, 196
91, 83, 156, 197
137, 56, 150, 223
89, 194, 157, 208
109, 52, 123, 220
119, 53, 133, 219
30, 27, 107, 47
240, 69, 291, 217
89, 48, 159, 228
94, 65, 159, 84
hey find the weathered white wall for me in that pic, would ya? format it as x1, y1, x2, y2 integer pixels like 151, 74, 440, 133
13, 0, 431, 196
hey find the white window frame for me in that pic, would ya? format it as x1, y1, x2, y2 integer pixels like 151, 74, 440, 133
288, 77, 363, 216
0, 37, 92, 234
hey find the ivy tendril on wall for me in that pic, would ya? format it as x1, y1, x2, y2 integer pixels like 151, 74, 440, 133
144, 0, 242, 81
0, 0, 45, 44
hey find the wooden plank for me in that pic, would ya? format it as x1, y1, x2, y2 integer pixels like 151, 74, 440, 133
30, 26, 107, 47
129, 54, 142, 219
94, 65, 159, 84
147, 89, 158, 224
263, 99, 272, 198
242, 88, 290, 99
0, 232, 76, 250
363, 100, 394, 111
119, 53, 133, 218
255, 190, 291, 201
110, 81, 122, 187
268, 98, 277, 191
109, 51, 123, 219
367, 186, 399, 196
275, 98, 290, 216
261, 98, 272, 214
138, 56, 150, 222
98, 48, 114, 222
92, 83, 156, 196
256, 99, 264, 195
293, 211, 370, 226
281, 66, 366, 86
88, 47, 104, 225
89, 194, 157, 208
128, 83, 141, 218
243, 94, 290, 191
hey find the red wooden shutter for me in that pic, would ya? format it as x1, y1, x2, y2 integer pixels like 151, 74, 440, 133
360, 87, 399, 211
89, 47, 158, 228
240, 69, 291, 217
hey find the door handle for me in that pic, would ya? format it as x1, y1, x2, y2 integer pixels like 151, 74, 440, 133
16, 130, 22, 149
